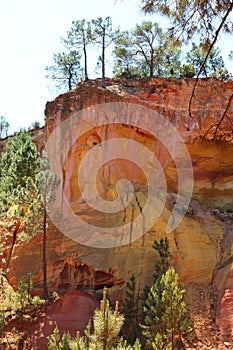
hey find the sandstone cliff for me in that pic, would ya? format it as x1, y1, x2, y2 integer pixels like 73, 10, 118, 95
2, 78, 233, 348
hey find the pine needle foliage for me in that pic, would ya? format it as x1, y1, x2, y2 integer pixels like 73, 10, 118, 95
122, 274, 141, 344
142, 268, 192, 350
153, 237, 173, 282
91, 287, 124, 349
48, 288, 141, 350
0, 131, 40, 215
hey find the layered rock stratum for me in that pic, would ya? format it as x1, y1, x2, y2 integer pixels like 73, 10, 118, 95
2, 78, 233, 349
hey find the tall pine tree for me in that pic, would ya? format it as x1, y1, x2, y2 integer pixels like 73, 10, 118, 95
141, 239, 192, 349
122, 274, 141, 344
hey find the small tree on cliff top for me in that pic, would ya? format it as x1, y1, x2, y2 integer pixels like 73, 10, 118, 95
46, 50, 82, 92
63, 19, 92, 81
90, 17, 114, 88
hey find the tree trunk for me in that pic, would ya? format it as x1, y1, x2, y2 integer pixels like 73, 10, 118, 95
43, 205, 49, 300
102, 27, 106, 88
150, 51, 154, 77
83, 43, 88, 81
68, 67, 72, 91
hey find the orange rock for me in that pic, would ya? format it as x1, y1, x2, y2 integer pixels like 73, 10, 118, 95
1, 78, 233, 343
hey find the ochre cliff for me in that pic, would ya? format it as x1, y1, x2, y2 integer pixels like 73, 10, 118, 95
3, 78, 233, 348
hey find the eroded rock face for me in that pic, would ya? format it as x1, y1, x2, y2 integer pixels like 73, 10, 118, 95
45, 78, 233, 210
3, 78, 233, 344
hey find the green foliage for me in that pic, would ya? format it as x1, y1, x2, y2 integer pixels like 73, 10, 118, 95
17, 272, 33, 309
141, 1, 233, 47
140, 238, 192, 348
62, 19, 92, 81
0, 131, 40, 216
113, 21, 182, 78
28, 120, 41, 131
0, 272, 44, 334
91, 288, 124, 349
47, 327, 72, 350
34, 152, 59, 300
0, 134, 57, 304
153, 237, 173, 282
36, 152, 59, 207
48, 288, 141, 350
113, 30, 141, 78
46, 51, 83, 92
0, 308, 6, 333
141, 278, 162, 345
161, 268, 192, 348
141, 268, 192, 349
122, 274, 141, 344
180, 64, 195, 78
47, 12, 232, 83
186, 43, 231, 79
0, 132, 40, 203
90, 16, 114, 87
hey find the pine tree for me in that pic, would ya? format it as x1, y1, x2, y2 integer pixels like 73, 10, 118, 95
0, 136, 58, 300
0, 131, 40, 214
185, 43, 230, 79
153, 237, 173, 282
62, 19, 92, 81
90, 17, 114, 88
35, 153, 59, 300
46, 51, 82, 92
140, 238, 192, 348
48, 288, 142, 349
141, 268, 192, 349
91, 287, 124, 349
160, 268, 192, 349
122, 274, 141, 344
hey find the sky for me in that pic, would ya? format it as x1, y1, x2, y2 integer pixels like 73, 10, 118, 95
1, 0, 233, 135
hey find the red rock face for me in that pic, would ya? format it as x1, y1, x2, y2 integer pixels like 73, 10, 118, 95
3, 78, 233, 344
5, 290, 98, 350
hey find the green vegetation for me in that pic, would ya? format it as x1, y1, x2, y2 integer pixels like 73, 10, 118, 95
46, 9, 232, 92
63, 19, 92, 81
0, 131, 40, 221
45, 239, 192, 350
45, 51, 83, 91
140, 1, 233, 80
90, 17, 114, 88
47, 288, 141, 350
142, 268, 192, 349
113, 22, 181, 79
186, 43, 230, 79
0, 138, 192, 349
122, 274, 141, 344
28, 120, 41, 131
141, 1, 233, 47
0, 273, 44, 333
0, 132, 58, 301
